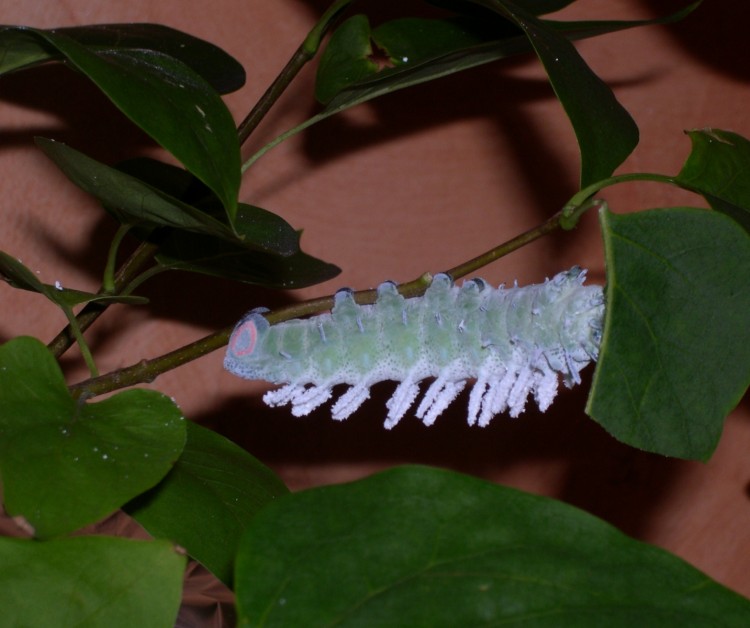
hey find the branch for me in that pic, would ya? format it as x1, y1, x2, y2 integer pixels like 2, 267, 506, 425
68, 209, 567, 398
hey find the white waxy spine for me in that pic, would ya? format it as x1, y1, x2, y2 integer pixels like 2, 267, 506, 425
224, 267, 605, 428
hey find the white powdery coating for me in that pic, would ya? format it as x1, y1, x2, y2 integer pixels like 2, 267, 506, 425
225, 267, 605, 428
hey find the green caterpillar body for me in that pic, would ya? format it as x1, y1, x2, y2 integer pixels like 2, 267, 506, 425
225, 267, 605, 428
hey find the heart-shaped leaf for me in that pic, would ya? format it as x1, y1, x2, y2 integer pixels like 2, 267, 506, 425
590, 207, 750, 460
126, 421, 288, 587
235, 466, 750, 625
0, 536, 185, 628
0, 336, 187, 538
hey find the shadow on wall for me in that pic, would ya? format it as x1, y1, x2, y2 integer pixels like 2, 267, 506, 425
641, 0, 750, 81
295, 0, 750, 81
203, 371, 689, 542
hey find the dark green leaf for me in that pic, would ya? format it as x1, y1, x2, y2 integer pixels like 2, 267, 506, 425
117, 158, 302, 256
702, 194, 750, 235
4, 27, 240, 221
315, 15, 378, 104
543, 2, 701, 40
315, 6, 697, 107
236, 466, 750, 625
371, 16, 514, 69
315, 12, 519, 106
0, 23, 245, 93
126, 422, 288, 587
0, 250, 147, 306
0, 536, 185, 628
229, 204, 302, 259
303, 0, 358, 55
59, 24, 245, 93
37, 138, 236, 235
471, 0, 637, 185
0, 336, 187, 538
287, 5, 694, 173
0, 27, 58, 74
676, 128, 750, 233
155, 230, 341, 289
590, 207, 750, 460
115, 156, 215, 204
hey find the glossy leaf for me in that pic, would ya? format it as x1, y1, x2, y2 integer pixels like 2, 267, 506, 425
37, 140, 300, 257
116, 157, 301, 256
4, 27, 240, 222
0, 336, 187, 537
315, 15, 378, 103
235, 466, 750, 625
676, 128, 750, 233
0, 250, 147, 306
126, 422, 289, 587
37, 137, 240, 235
0, 23, 245, 93
590, 207, 750, 460
0, 536, 185, 628
154, 229, 341, 289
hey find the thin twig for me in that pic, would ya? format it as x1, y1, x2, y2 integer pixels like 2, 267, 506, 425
48, 241, 157, 357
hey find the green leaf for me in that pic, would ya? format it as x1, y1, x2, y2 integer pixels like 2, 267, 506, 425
116, 157, 301, 256
676, 128, 750, 233
590, 207, 750, 460
154, 230, 341, 289
235, 466, 750, 625
471, 0, 638, 186
0, 536, 185, 627
315, 15, 378, 104
126, 422, 288, 587
261, 5, 694, 172
314, 12, 520, 106
37, 138, 237, 236
3, 27, 240, 222
302, 0, 358, 55
371, 16, 514, 68
0, 26, 57, 75
0, 336, 187, 538
0, 23, 245, 93
0, 250, 147, 306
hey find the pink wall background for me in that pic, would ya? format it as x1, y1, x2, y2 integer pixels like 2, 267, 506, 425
1, 0, 749, 597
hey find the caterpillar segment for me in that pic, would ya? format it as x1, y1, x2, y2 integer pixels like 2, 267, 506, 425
225, 267, 605, 428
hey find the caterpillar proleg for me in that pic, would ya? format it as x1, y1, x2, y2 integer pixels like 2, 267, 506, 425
225, 267, 605, 428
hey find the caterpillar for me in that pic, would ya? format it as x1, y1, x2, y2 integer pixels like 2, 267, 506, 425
224, 267, 605, 429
